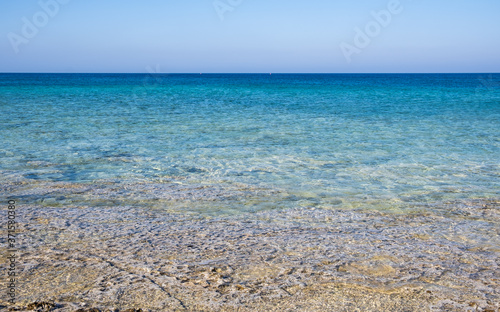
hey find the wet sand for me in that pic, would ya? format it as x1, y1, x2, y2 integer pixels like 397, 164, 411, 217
1, 198, 499, 311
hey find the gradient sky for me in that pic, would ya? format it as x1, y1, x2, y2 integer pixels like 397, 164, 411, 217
1, 0, 499, 73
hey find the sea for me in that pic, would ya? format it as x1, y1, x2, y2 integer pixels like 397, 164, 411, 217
1, 73, 499, 216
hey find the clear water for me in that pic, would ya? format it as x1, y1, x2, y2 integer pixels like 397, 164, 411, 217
1, 73, 499, 214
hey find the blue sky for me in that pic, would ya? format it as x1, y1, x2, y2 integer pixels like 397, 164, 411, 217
1, 0, 499, 73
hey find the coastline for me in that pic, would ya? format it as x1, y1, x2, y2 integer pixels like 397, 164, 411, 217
1, 73, 498, 311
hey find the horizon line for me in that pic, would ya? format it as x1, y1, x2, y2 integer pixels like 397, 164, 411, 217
1, 72, 499, 75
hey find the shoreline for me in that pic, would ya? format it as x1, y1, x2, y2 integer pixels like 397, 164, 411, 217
2, 200, 498, 311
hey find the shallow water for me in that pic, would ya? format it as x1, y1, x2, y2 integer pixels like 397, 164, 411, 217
1, 73, 499, 214
7, 202, 500, 311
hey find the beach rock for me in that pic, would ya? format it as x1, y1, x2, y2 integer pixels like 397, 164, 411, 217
26, 301, 55, 311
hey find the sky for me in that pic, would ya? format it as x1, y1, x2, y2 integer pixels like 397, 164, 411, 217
1, 0, 499, 73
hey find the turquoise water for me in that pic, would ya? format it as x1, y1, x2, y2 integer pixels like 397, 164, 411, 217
1, 74, 499, 214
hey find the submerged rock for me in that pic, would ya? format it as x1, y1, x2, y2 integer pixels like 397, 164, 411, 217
26, 301, 55, 311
